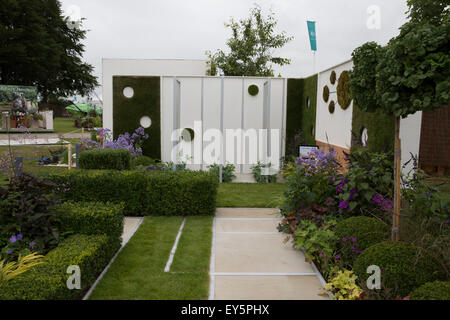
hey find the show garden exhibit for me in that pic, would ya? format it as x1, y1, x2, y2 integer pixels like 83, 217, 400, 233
103, 58, 449, 178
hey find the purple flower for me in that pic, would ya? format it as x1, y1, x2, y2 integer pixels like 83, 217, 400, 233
6, 249, 14, 255
17, 234, 23, 240
320, 252, 325, 257
342, 237, 348, 242
29, 241, 36, 248
335, 255, 341, 260
350, 236, 357, 242
339, 201, 349, 209
9, 235, 17, 243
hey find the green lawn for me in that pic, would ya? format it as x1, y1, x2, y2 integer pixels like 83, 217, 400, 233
89, 216, 212, 300
53, 117, 82, 134
217, 182, 287, 208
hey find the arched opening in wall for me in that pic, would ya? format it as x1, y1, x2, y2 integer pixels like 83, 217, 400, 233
306, 96, 311, 109
311, 125, 315, 137
360, 127, 368, 147
123, 87, 134, 99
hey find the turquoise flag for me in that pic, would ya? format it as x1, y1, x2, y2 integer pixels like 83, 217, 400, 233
307, 21, 317, 51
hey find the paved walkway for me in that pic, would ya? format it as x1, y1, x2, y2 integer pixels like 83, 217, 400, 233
210, 208, 329, 300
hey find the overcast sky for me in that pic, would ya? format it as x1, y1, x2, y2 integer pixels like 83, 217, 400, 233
59, 0, 410, 97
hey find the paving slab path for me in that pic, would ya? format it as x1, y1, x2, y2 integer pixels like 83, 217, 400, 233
210, 208, 329, 300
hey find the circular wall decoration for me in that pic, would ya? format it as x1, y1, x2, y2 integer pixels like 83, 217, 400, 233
248, 84, 259, 96
140, 116, 152, 129
330, 71, 337, 85
360, 127, 368, 147
306, 96, 311, 109
123, 87, 134, 99
328, 100, 335, 114
181, 128, 195, 142
337, 71, 352, 110
323, 85, 330, 103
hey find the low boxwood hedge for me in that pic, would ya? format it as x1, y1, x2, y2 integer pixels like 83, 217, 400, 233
354, 242, 445, 298
335, 216, 389, 265
78, 149, 131, 170
409, 281, 450, 300
50, 170, 218, 216
0, 234, 111, 300
55, 201, 124, 256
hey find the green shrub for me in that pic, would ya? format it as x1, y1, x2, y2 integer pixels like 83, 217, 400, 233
337, 70, 352, 110
78, 149, 131, 170
54, 201, 124, 257
133, 155, 154, 168
209, 163, 236, 182
335, 216, 389, 265
251, 162, 277, 183
354, 241, 445, 298
409, 281, 450, 300
0, 234, 111, 300
49, 170, 218, 216
248, 84, 259, 96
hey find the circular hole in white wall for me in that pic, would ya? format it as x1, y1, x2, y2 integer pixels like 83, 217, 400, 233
123, 87, 134, 99
140, 116, 152, 128
361, 127, 368, 146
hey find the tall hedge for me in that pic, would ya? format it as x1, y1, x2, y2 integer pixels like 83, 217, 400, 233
49, 170, 218, 216
78, 149, 132, 170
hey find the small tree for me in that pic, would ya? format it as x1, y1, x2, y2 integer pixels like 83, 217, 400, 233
206, 4, 293, 76
350, 2, 449, 241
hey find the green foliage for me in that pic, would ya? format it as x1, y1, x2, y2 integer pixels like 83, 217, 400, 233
251, 162, 277, 183
133, 155, 154, 168
113, 76, 160, 159
407, 0, 449, 24
325, 267, 363, 300
206, 4, 293, 76
409, 281, 450, 300
209, 163, 236, 183
0, 234, 111, 300
49, 170, 218, 216
335, 217, 389, 265
350, 10, 450, 117
248, 85, 259, 96
354, 241, 445, 297
54, 201, 124, 257
337, 71, 352, 110
78, 149, 132, 171
0, 173, 60, 254
328, 101, 335, 114
293, 219, 337, 261
330, 71, 337, 85
322, 85, 330, 103
0, 0, 98, 101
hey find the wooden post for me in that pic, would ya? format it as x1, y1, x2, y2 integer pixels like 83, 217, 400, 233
392, 116, 401, 241
67, 144, 72, 171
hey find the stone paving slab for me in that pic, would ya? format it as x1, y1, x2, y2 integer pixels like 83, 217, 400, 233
216, 219, 280, 233
215, 233, 313, 273
214, 275, 328, 300
122, 217, 142, 246
216, 207, 280, 219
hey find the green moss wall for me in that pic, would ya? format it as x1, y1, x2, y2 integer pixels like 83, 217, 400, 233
113, 76, 161, 159
286, 75, 318, 156
351, 104, 394, 152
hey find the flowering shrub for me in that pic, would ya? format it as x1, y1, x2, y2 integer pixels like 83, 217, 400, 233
325, 267, 364, 300
81, 127, 149, 157
295, 148, 340, 176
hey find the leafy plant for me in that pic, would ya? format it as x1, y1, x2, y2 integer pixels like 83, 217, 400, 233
251, 162, 277, 183
78, 149, 132, 170
293, 219, 337, 261
209, 163, 236, 182
0, 252, 44, 283
325, 267, 364, 300
409, 281, 450, 300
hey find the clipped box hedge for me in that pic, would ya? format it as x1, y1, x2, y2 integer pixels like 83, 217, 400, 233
50, 170, 218, 216
78, 149, 131, 170
0, 234, 111, 300
55, 201, 124, 256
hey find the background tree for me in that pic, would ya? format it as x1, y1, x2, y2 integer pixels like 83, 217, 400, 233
206, 5, 293, 76
0, 0, 98, 102
350, 1, 449, 241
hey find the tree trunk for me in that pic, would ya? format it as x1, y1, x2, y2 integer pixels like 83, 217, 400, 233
392, 116, 401, 241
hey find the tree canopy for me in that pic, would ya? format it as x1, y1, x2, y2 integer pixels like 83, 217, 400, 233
350, 1, 449, 117
0, 0, 98, 102
206, 5, 293, 76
